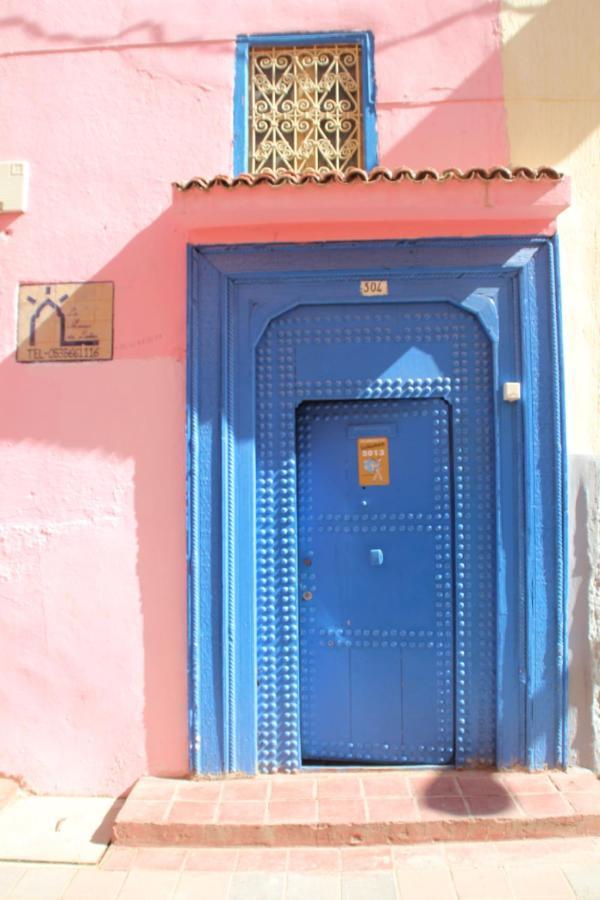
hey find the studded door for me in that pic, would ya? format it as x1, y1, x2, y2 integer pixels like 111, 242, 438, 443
255, 301, 496, 773
296, 399, 454, 765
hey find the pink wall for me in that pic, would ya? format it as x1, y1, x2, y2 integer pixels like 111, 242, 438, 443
0, 1, 509, 794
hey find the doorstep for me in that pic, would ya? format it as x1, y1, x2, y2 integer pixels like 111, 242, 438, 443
112, 768, 600, 848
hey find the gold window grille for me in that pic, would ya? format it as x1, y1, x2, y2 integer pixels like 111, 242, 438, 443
248, 44, 363, 175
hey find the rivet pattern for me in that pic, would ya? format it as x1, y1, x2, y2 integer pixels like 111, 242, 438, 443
255, 303, 496, 771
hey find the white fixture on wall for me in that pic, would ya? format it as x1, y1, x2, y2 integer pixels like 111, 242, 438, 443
0, 161, 30, 212
503, 381, 522, 402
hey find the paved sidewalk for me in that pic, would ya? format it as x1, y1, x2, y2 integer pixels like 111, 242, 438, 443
0, 836, 599, 898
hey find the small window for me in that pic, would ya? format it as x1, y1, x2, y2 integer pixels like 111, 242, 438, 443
235, 33, 377, 176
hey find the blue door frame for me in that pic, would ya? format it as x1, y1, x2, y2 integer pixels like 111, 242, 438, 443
186, 237, 567, 774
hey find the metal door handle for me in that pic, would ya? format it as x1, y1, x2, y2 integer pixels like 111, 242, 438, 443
369, 548, 384, 566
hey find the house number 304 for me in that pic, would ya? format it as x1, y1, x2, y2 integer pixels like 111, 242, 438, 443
360, 280, 389, 296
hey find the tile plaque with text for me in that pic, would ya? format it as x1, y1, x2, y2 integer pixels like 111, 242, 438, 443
17, 281, 114, 363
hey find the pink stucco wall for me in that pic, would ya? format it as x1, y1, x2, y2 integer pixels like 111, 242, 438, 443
0, 1, 510, 795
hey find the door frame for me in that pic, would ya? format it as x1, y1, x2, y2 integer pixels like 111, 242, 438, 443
186, 237, 567, 774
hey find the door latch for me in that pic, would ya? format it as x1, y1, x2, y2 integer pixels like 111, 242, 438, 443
369, 548, 384, 566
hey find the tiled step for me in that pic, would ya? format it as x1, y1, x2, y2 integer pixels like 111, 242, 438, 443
112, 769, 600, 848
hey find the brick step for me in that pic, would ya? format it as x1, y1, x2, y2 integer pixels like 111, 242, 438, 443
112, 769, 600, 848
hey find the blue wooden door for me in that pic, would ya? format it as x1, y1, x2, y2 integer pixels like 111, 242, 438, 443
297, 398, 454, 765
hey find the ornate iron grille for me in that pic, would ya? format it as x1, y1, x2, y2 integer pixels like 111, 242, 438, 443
249, 44, 363, 175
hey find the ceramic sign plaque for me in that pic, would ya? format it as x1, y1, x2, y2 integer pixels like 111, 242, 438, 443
16, 281, 114, 363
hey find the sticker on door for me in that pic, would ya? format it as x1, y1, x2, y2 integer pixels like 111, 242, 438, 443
357, 436, 390, 486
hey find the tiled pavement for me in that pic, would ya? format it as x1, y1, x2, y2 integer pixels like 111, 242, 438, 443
114, 769, 600, 846
0, 837, 599, 898
2, 773, 600, 897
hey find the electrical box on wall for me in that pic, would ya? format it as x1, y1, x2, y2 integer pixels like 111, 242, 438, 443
0, 161, 29, 212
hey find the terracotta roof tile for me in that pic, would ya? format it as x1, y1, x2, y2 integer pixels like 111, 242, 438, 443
176, 165, 563, 192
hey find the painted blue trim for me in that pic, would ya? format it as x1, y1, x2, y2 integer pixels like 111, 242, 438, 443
494, 272, 528, 767
232, 39, 249, 179
221, 281, 233, 769
186, 237, 567, 774
186, 248, 227, 773
231, 288, 258, 772
233, 30, 378, 175
186, 246, 200, 773
462, 290, 499, 342
517, 239, 567, 770
551, 233, 569, 767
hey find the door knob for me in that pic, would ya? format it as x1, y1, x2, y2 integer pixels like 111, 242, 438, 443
369, 548, 384, 566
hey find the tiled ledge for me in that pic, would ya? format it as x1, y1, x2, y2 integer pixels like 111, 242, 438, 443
113, 768, 600, 848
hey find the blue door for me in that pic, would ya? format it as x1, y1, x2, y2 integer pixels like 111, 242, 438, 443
297, 398, 454, 765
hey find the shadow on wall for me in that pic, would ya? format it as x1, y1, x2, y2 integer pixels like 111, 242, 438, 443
377, 2, 510, 168
0, 14, 228, 52
500, 0, 600, 771
569, 457, 600, 772
380, 0, 600, 169
500, 0, 600, 165
1, 0, 598, 171
0, 208, 189, 792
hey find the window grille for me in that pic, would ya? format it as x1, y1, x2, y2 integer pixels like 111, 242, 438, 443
248, 44, 363, 175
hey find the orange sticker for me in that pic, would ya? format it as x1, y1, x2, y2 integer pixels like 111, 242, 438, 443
357, 437, 390, 486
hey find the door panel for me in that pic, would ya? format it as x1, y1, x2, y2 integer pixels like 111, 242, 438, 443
297, 398, 454, 765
